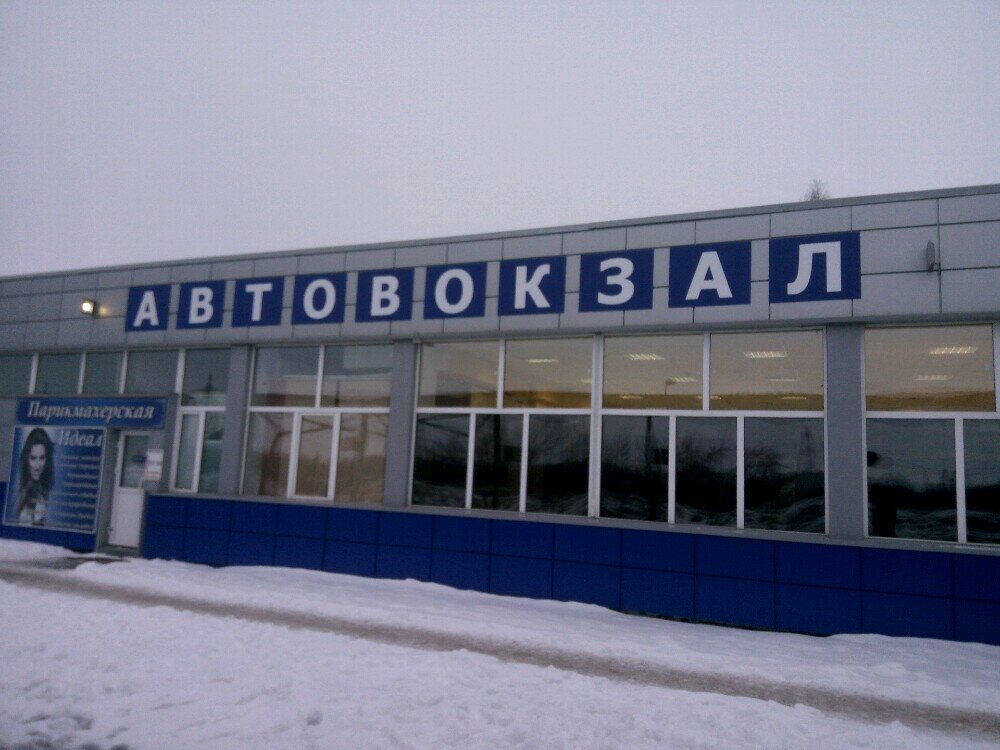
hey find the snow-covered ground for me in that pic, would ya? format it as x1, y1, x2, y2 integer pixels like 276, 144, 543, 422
1, 539, 997, 749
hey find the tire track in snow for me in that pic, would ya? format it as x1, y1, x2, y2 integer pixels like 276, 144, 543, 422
2, 561, 998, 742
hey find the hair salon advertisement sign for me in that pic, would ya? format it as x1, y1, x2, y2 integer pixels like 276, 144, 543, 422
4, 425, 105, 532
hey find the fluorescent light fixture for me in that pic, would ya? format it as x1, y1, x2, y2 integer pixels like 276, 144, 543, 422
929, 346, 978, 355
743, 351, 788, 359
914, 374, 952, 381
526, 358, 558, 364
780, 396, 807, 401
768, 377, 800, 383
578, 378, 592, 384
80, 298, 97, 316
627, 353, 664, 361
666, 376, 698, 384
619, 394, 643, 400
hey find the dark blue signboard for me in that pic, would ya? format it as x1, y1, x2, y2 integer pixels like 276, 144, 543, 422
669, 241, 751, 307
355, 269, 415, 323
424, 263, 488, 319
178, 281, 226, 329
579, 249, 654, 312
769, 232, 861, 303
17, 398, 166, 429
233, 276, 285, 327
292, 273, 347, 325
498, 256, 566, 316
125, 284, 170, 331
3, 425, 105, 533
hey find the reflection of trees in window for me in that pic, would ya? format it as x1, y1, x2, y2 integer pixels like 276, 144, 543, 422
472, 415, 521, 511
744, 418, 824, 533
412, 415, 468, 507
675, 418, 736, 526
337, 414, 388, 505
526, 415, 589, 515
600, 416, 668, 521
965, 420, 1000, 544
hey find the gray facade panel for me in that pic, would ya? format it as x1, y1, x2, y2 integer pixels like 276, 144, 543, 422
558, 293, 625, 329
64, 272, 101, 292
59, 290, 96, 320
447, 239, 502, 263
171, 263, 214, 283
851, 199, 937, 230
164, 326, 208, 346
939, 221, 1000, 270
1, 279, 29, 296
0, 323, 26, 350
345, 248, 394, 271
297, 252, 346, 274
695, 213, 769, 243
750, 239, 768, 282
340, 309, 390, 338
253, 257, 299, 276
824, 325, 865, 539
218, 346, 252, 496
125, 328, 167, 347
24, 321, 60, 349
0, 295, 27, 323
88, 317, 128, 348
503, 233, 561, 259
291, 322, 342, 340
853, 272, 940, 317
769, 298, 852, 321
28, 277, 64, 294
693, 281, 768, 324
94, 287, 130, 319
412, 268, 427, 303
442, 297, 500, 334
622, 287, 694, 327
562, 227, 627, 255
394, 244, 447, 268
860, 226, 938, 275
211, 260, 255, 281
770, 206, 852, 237
565, 255, 582, 294
131, 266, 175, 286
383, 342, 418, 507
97, 270, 135, 289
57, 319, 93, 348
485, 262, 500, 297
390, 315, 444, 337
346, 271, 358, 306
29, 293, 62, 323
941, 268, 1000, 314
625, 221, 696, 249
653, 247, 670, 287
499, 312, 561, 333
939, 193, 1000, 224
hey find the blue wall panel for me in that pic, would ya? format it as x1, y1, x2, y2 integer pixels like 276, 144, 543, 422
227, 531, 275, 566
861, 591, 954, 640
620, 568, 694, 620
133, 495, 1000, 644
696, 576, 775, 629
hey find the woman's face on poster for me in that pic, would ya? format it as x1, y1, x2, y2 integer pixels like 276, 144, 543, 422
28, 443, 47, 481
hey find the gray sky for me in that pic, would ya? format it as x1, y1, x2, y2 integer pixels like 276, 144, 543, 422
1, 1, 997, 278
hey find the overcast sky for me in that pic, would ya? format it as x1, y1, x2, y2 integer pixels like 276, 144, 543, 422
1, 1, 997, 278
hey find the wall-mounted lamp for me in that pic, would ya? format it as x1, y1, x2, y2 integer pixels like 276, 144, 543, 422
80, 298, 97, 316
925, 241, 940, 272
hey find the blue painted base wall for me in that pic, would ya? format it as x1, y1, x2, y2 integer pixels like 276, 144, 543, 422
0, 481, 97, 551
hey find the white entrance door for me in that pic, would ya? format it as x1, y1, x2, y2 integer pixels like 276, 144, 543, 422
108, 433, 149, 548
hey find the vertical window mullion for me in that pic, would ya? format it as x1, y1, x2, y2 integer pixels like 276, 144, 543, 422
118, 351, 128, 394
994, 322, 1000, 413
77, 352, 87, 394
315, 346, 326, 406
287, 412, 303, 497
28, 353, 38, 394
174, 349, 186, 394
328, 411, 341, 501
668, 415, 677, 524
956, 418, 967, 543
736, 415, 745, 529
701, 333, 710, 410
465, 413, 476, 509
519, 413, 529, 513
588, 335, 603, 517
192, 410, 206, 493
496, 340, 506, 409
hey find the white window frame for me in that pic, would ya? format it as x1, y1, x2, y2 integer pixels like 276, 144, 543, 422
169, 348, 227, 494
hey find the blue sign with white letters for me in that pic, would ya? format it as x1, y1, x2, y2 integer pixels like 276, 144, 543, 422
292, 273, 346, 325
498, 256, 566, 316
233, 276, 285, 327
769, 232, 860, 303
579, 249, 654, 312
125, 285, 170, 331
177, 281, 225, 329
423, 263, 487, 319
356, 269, 414, 323
669, 241, 751, 307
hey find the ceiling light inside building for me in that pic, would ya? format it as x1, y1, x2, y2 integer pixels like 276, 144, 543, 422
526, 358, 558, 364
914, 374, 952, 381
743, 351, 788, 359
928, 346, 978, 355
627, 353, 664, 361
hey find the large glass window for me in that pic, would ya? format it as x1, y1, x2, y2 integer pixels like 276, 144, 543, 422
603, 335, 702, 409
242, 345, 390, 502
419, 341, 498, 408
243, 412, 293, 497
182, 349, 229, 406
34, 353, 81, 394
600, 415, 669, 521
504, 339, 591, 408
965, 420, 1000, 544
124, 350, 178, 394
82, 351, 122, 394
412, 415, 469, 508
526, 415, 589, 515
172, 349, 228, 494
472, 415, 522, 511
675, 417, 737, 526
710, 330, 824, 410
0, 354, 33, 396
865, 325, 995, 411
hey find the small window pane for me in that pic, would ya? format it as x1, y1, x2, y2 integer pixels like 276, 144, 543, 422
183, 349, 229, 406
865, 325, 995, 411
243, 412, 293, 496
412, 415, 468, 507
603, 335, 702, 409
675, 417, 737, 526
322, 345, 393, 407
867, 419, 956, 541
963, 420, 1000, 545
336, 413, 388, 505
252, 347, 318, 407
504, 339, 592, 408
419, 341, 499, 408
0, 355, 32, 395
82, 352, 122, 394
174, 414, 200, 491
744, 418, 825, 533
526, 414, 589, 515
125, 350, 178, 394
472, 414, 522, 511
34, 353, 81, 394
295, 416, 333, 497
710, 331, 824, 410
600, 415, 669, 521
198, 412, 224, 493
